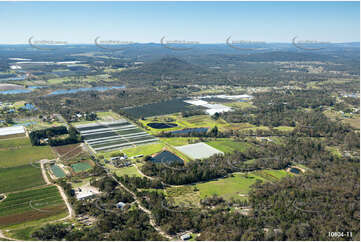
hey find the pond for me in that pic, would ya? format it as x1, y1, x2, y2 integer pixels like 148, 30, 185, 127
170, 127, 208, 135
147, 122, 178, 129
151, 151, 184, 164
290, 167, 301, 174
51, 164, 66, 178
0, 86, 45, 95
48, 86, 125, 95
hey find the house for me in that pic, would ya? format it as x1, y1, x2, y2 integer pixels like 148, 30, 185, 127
116, 202, 126, 209
180, 233, 191, 241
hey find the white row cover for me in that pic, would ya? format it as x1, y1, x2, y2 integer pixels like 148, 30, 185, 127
0, 126, 25, 136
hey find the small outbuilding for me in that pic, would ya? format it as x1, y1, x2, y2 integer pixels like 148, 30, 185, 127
116, 202, 126, 209
180, 233, 191, 241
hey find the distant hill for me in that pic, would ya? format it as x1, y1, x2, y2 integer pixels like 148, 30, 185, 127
115, 57, 211, 84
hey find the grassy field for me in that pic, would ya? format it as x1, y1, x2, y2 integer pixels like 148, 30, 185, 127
0, 137, 55, 168
160, 137, 200, 146
206, 139, 253, 154
165, 186, 200, 207
273, 126, 295, 132
121, 142, 165, 158
96, 111, 121, 121
0, 186, 66, 227
112, 165, 142, 177
342, 115, 360, 129
223, 101, 257, 110
47, 74, 111, 84
195, 170, 290, 201
196, 173, 265, 200
0, 165, 45, 193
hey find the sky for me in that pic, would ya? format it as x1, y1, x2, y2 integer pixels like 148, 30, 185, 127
0, 1, 359, 44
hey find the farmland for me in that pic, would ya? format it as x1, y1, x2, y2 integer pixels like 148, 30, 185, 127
0, 165, 45, 193
121, 98, 196, 119
0, 137, 55, 168
121, 142, 165, 158
77, 120, 158, 152
0, 186, 66, 227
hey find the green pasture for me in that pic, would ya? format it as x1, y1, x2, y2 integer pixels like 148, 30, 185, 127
0, 165, 45, 194
0, 137, 55, 168
205, 139, 253, 154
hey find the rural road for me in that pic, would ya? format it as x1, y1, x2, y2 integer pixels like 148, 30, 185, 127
0, 229, 15, 241
99, 162, 174, 240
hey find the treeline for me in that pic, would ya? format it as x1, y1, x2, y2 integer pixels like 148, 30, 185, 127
29, 126, 81, 146
29, 126, 68, 145
141, 137, 340, 185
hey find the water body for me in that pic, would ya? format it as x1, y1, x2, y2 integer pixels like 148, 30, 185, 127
48, 86, 125, 95
170, 127, 208, 135
147, 122, 178, 129
51, 164, 66, 178
0, 86, 45, 95
0, 76, 26, 82
290, 167, 301, 174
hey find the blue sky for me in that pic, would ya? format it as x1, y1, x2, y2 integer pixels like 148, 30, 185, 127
0, 1, 359, 44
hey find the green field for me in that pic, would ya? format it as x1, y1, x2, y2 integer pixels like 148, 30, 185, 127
112, 165, 142, 177
196, 173, 265, 200
0, 165, 45, 194
96, 111, 121, 121
70, 162, 92, 173
165, 186, 201, 207
121, 142, 165, 158
0, 137, 55, 168
206, 139, 252, 154
195, 170, 290, 200
160, 137, 200, 146
0, 186, 66, 227
273, 126, 295, 132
